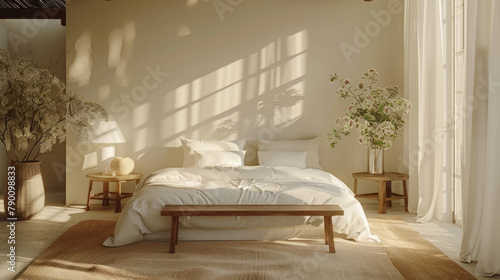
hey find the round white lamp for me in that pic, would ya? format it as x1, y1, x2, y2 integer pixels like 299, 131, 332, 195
110, 157, 135, 175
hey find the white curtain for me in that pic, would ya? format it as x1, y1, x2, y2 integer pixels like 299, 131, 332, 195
459, 0, 500, 276
404, 0, 453, 223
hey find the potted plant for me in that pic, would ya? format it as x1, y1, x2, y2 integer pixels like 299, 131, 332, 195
0, 49, 107, 219
327, 69, 411, 174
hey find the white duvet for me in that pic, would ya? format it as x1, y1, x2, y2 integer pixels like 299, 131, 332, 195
103, 166, 379, 247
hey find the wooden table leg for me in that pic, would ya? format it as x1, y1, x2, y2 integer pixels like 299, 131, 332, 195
403, 179, 409, 212
169, 216, 179, 253
115, 181, 122, 213
378, 181, 386, 214
386, 181, 392, 207
102, 182, 110, 206
324, 216, 335, 253
86, 180, 93, 211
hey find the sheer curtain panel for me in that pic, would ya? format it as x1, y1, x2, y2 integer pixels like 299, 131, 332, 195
404, 0, 453, 223
459, 0, 500, 276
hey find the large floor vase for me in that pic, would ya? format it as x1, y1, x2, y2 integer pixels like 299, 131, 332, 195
3, 161, 45, 220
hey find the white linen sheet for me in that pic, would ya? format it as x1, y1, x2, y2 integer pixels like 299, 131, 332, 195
103, 166, 379, 247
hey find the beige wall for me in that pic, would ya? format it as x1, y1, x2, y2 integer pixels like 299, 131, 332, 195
66, 0, 407, 205
0, 19, 66, 194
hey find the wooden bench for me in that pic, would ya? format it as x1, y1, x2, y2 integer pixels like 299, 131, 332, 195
160, 204, 344, 254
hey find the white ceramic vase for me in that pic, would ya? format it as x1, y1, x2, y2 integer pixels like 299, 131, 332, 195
110, 157, 135, 175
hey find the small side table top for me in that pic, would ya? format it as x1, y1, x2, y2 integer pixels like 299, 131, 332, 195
86, 172, 143, 181
352, 172, 409, 181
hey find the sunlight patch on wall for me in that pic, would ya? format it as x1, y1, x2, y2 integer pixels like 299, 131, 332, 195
171, 84, 191, 134
247, 52, 259, 76
178, 60, 245, 126
198, 71, 217, 101
190, 101, 201, 127
134, 127, 148, 152
174, 108, 189, 135
82, 152, 97, 171
160, 116, 173, 140
214, 83, 242, 113
191, 78, 202, 100
286, 30, 308, 56
282, 53, 307, 85
132, 103, 150, 128
260, 40, 281, 70
253, 30, 308, 133
159, 31, 308, 143
216, 59, 244, 90
108, 28, 124, 68
68, 31, 92, 86
186, 0, 199, 8
258, 72, 267, 96
245, 76, 258, 101
177, 24, 192, 37
108, 21, 136, 86
174, 84, 190, 108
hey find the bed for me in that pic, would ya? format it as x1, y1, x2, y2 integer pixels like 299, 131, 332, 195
103, 138, 379, 247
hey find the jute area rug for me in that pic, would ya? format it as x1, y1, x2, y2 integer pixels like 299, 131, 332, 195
18, 218, 475, 280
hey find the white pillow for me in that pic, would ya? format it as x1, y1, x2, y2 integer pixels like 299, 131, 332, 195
194, 150, 245, 167
257, 137, 322, 169
180, 138, 246, 168
258, 151, 307, 168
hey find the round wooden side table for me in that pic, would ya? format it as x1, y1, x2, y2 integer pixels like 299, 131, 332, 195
352, 172, 409, 214
86, 172, 142, 213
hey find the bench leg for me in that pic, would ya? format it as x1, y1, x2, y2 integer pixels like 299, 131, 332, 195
324, 217, 328, 244
169, 216, 179, 253
324, 216, 335, 253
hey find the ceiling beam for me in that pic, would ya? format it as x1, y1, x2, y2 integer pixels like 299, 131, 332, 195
0, 8, 66, 26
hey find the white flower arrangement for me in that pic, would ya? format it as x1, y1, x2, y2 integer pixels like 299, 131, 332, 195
327, 69, 411, 150
0, 49, 107, 162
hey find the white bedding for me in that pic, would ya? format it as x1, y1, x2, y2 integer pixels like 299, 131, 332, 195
103, 166, 379, 247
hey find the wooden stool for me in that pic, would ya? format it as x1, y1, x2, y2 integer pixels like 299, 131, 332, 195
352, 172, 409, 214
